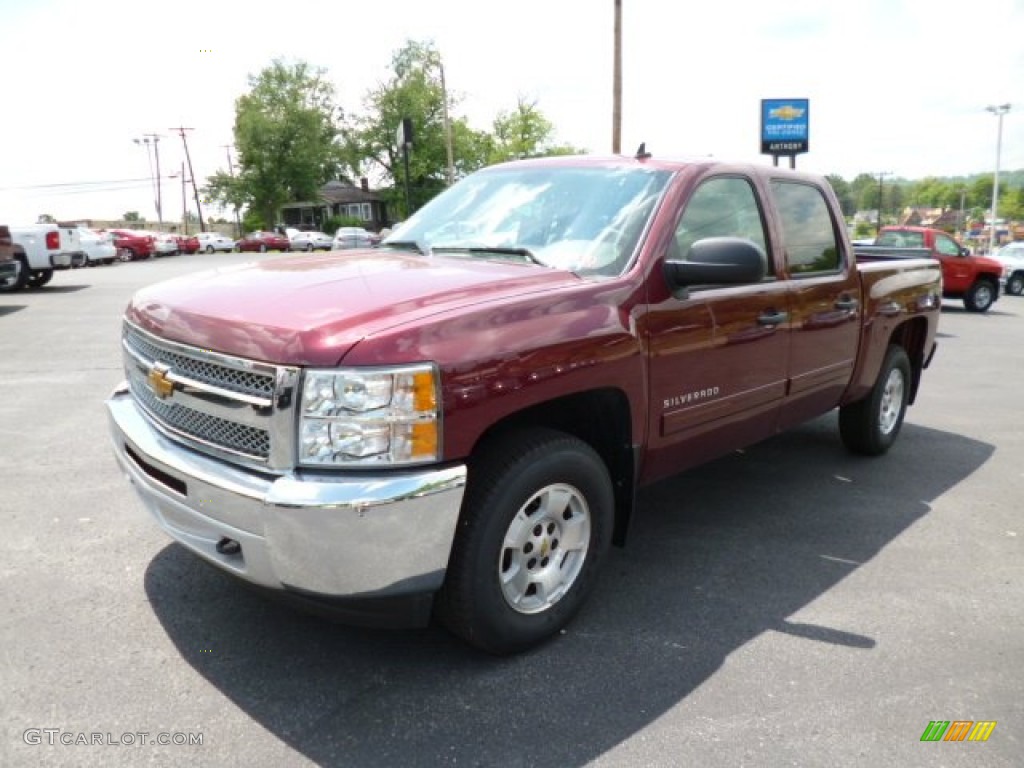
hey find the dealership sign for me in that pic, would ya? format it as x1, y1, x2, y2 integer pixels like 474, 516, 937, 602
761, 98, 809, 156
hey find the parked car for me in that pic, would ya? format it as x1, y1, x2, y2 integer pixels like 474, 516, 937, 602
195, 231, 236, 254
107, 229, 155, 262
290, 230, 333, 251
152, 232, 179, 257
236, 231, 290, 253
2, 222, 76, 290
78, 227, 117, 266
0, 225, 16, 285
174, 234, 200, 255
332, 226, 376, 250
991, 242, 1024, 295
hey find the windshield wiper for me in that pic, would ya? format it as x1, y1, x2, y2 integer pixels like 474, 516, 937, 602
382, 239, 431, 256
431, 245, 547, 267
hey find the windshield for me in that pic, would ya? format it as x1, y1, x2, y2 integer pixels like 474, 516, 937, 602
384, 164, 672, 277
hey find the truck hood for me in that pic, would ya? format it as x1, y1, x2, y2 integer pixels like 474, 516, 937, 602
126, 250, 581, 366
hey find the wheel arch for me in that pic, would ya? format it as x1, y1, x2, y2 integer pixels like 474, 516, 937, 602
887, 316, 931, 405
465, 388, 637, 546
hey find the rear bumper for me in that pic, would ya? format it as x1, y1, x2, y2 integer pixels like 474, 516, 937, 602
107, 383, 467, 627
50, 252, 74, 269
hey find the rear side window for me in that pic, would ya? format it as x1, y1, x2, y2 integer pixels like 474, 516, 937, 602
771, 181, 841, 275
876, 230, 925, 248
673, 176, 768, 260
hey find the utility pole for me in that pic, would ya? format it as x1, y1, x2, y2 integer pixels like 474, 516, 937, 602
181, 162, 189, 235
986, 103, 1011, 253
133, 137, 157, 220
876, 171, 891, 233
170, 126, 205, 232
222, 144, 242, 238
143, 133, 163, 225
612, 0, 622, 154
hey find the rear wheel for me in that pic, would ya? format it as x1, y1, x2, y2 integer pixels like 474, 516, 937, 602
27, 269, 54, 288
1006, 272, 1024, 296
436, 428, 613, 654
964, 279, 996, 312
206, 245, 214, 254
305, 243, 314, 252
840, 345, 911, 456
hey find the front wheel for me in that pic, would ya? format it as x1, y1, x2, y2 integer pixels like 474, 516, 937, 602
840, 345, 911, 456
964, 280, 996, 312
259, 244, 267, 253
206, 245, 214, 254
1006, 272, 1024, 296
436, 428, 613, 654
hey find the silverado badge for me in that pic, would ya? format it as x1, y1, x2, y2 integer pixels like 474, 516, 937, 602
147, 363, 175, 399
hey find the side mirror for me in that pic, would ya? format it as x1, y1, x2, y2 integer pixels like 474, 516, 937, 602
959, 246, 970, 257
664, 236, 767, 288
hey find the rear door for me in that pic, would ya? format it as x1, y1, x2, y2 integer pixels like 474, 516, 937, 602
767, 179, 861, 430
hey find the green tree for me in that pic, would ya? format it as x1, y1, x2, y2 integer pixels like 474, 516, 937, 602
849, 173, 878, 212
825, 175, 854, 216
204, 59, 345, 227
487, 98, 582, 164
36, 213, 56, 223
339, 40, 488, 219
123, 211, 142, 222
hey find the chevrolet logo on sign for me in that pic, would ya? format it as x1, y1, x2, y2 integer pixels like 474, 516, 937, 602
147, 363, 175, 399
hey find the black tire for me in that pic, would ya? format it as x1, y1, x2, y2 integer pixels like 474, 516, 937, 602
840, 345, 911, 456
259, 244, 267, 253
118, 248, 134, 262
0, 255, 29, 291
964, 279, 996, 312
305, 243, 314, 252
206, 245, 214, 254
27, 269, 54, 288
1006, 272, 1024, 296
436, 428, 614, 654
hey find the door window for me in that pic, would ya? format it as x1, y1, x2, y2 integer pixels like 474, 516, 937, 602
771, 181, 841, 275
673, 177, 768, 263
934, 234, 961, 256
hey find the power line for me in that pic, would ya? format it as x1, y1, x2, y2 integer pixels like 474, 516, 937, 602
0, 177, 153, 191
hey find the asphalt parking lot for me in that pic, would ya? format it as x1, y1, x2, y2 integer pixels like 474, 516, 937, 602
1, 253, 1021, 767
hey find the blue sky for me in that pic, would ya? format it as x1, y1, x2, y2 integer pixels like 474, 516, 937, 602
1, 0, 1021, 224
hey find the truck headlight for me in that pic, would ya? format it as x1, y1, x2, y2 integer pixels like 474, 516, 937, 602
298, 365, 440, 466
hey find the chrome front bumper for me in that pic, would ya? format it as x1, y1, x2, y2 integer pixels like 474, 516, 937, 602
107, 384, 467, 619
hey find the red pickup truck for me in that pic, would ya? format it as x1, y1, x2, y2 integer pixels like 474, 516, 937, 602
868, 226, 1004, 312
107, 155, 942, 654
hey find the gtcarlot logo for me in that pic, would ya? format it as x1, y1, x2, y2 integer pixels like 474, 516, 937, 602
23, 729, 204, 747
920, 720, 997, 742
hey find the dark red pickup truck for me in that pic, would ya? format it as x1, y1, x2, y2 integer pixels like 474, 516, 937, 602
107, 155, 941, 653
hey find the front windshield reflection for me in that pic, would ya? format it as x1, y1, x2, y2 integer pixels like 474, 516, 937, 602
384, 164, 672, 277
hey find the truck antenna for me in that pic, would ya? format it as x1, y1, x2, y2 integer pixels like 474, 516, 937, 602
635, 142, 651, 160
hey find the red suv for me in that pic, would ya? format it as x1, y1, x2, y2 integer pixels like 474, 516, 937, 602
236, 231, 290, 253
108, 229, 156, 262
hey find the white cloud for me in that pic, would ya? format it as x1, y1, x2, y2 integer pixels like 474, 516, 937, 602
1, 0, 1021, 224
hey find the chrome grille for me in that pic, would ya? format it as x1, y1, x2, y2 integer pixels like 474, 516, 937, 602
129, 368, 271, 459
124, 324, 275, 398
122, 321, 297, 467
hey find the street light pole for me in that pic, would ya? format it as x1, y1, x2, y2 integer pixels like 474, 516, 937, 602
133, 137, 157, 220
147, 134, 163, 226
986, 103, 1011, 254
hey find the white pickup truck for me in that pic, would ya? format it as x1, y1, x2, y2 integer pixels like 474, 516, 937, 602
0, 222, 78, 290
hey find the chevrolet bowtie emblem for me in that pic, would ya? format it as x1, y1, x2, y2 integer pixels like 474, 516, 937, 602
147, 363, 175, 399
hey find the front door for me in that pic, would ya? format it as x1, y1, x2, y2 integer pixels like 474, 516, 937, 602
642, 175, 789, 483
